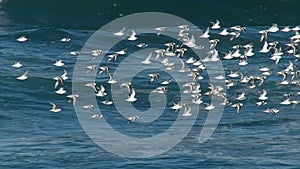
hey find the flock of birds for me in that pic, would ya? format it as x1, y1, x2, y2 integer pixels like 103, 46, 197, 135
11, 20, 300, 123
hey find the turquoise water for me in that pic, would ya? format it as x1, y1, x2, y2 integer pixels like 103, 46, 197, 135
1, 1, 300, 168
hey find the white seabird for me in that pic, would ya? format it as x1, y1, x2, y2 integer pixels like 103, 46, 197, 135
17, 70, 29, 80
95, 85, 107, 97
236, 92, 247, 101
148, 73, 160, 84
102, 100, 113, 106
126, 88, 137, 102
210, 19, 221, 29
264, 108, 280, 115
49, 102, 61, 112
91, 114, 103, 119
182, 104, 192, 117
256, 100, 267, 107
231, 103, 243, 113
12, 61, 23, 68
16, 36, 28, 42
82, 104, 95, 111
141, 52, 152, 65
171, 101, 183, 111
219, 29, 229, 36
61, 37, 71, 42
155, 27, 166, 36
114, 27, 126, 36
259, 41, 270, 53
66, 94, 79, 106
55, 87, 67, 95
258, 89, 268, 100
204, 103, 215, 111
127, 116, 139, 123
267, 23, 279, 33
128, 30, 137, 41
199, 27, 210, 38
107, 72, 117, 84
53, 60, 64, 67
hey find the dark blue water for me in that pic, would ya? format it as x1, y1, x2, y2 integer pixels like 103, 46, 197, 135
1, 1, 300, 168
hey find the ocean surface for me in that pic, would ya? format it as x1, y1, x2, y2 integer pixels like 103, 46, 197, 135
1, 0, 300, 168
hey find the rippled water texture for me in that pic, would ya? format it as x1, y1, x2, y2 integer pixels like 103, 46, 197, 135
0, 1, 300, 168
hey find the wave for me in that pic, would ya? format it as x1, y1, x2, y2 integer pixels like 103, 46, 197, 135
2, 0, 300, 29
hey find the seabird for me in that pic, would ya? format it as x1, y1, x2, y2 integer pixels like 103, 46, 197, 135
239, 58, 248, 66
91, 114, 103, 119
204, 103, 215, 111
114, 27, 126, 36
236, 92, 247, 101
120, 83, 137, 102
141, 52, 152, 64
107, 54, 119, 62
70, 51, 80, 56
137, 43, 148, 48
161, 79, 172, 85
258, 89, 268, 100
95, 85, 107, 97
107, 72, 117, 84
259, 41, 270, 53
82, 104, 95, 111
228, 70, 240, 78
127, 116, 139, 123
66, 94, 79, 106
17, 70, 29, 80
183, 35, 196, 48
199, 27, 210, 38
219, 29, 229, 36
231, 103, 243, 113
49, 102, 61, 112
148, 73, 160, 84
16, 36, 28, 42
116, 48, 127, 55
53, 60, 64, 67
192, 93, 203, 105
280, 98, 291, 105
267, 23, 279, 33
55, 87, 67, 95
292, 26, 300, 31
126, 87, 137, 102
61, 69, 68, 80
102, 100, 113, 105
210, 19, 221, 29
128, 30, 137, 41
259, 66, 271, 72
98, 66, 109, 74
85, 83, 107, 97
61, 37, 71, 42
259, 30, 268, 42
53, 76, 64, 89
153, 86, 168, 94
281, 26, 291, 32
120, 82, 133, 94
12, 61, 23, 68
223, 51, 233, 60
171, 101, 183, 111
86, 65, 98, 73
91, 49, 103, 60
182, 104, 192, 117
209, 39, 219, 49
155, 27, 166, 36
256, 100, 267, 107
264, 108, 280, 115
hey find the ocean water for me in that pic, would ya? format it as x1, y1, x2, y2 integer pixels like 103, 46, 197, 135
1, 0, 300, 168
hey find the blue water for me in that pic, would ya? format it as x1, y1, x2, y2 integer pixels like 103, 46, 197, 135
1, 1, 300, 168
